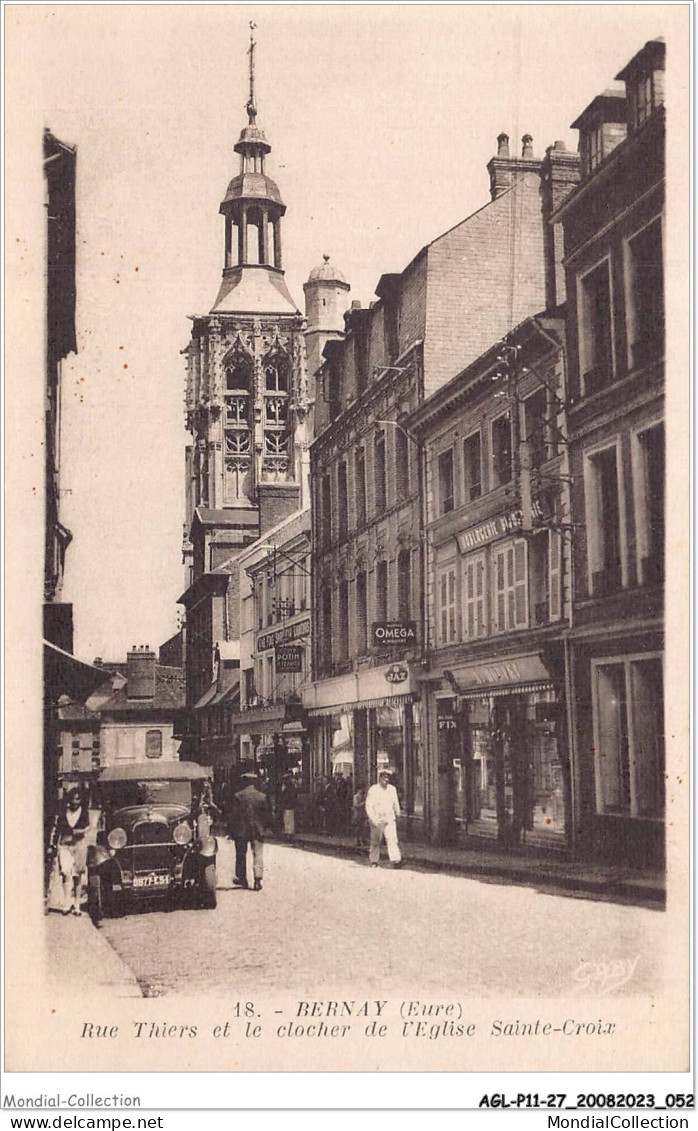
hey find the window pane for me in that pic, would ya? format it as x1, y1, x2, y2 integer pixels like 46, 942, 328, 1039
524, 387, 548, 468
595, 663, 630, 813
374, 433, 386, 513
438, 449, 454, 513
631, 659, 664, 817
492, 415, 512, 485
337, 463, 348, 538
582, 261, 613, 393
463, 432, 482, 499
629, 220, 664, 367
145, 730, 162, 759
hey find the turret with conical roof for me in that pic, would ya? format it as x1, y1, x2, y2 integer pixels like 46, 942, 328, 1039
304, 254, 351, 384
211, 27, 298, 315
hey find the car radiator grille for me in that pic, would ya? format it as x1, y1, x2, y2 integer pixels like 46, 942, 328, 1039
126, 843, 177, 874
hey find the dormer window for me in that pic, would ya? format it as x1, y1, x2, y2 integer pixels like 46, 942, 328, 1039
588, 127, 603, 173
616, 39, 665, 133
572, 93, 627, 179
634, 73, 655, 126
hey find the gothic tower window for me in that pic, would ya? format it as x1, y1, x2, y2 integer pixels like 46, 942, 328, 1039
224, 346, 253, 502
263, 348, 292, 477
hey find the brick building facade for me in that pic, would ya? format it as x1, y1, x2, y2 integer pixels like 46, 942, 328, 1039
409, 316, 574, 849
303, 133, 577, 837
554, 39, 666, 865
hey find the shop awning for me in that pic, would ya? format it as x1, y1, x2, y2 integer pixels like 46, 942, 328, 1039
421, 652, 554, 698
232, 707, 285, 736
458, 680, 554, 701
306, 693, 415, 717
44, 641, 110, 702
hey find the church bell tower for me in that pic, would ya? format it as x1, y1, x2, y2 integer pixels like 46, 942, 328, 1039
183, 26, 309, 583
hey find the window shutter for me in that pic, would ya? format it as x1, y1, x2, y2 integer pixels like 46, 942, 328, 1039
475, 556, 485, 637
465, 562, 475, 638
549, 531, 562, 621
513, 540, 528, 627
506, 546, 515, 627
465, 554, 486, 638
494, 548, 506, 632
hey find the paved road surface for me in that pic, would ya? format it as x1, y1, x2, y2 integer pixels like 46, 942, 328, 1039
97, 841, 665, 999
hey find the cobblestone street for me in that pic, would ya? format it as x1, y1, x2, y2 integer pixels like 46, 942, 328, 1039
96, 841, 665, 1000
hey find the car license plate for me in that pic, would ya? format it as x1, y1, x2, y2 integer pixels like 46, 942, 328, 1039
133, 873, 170, 889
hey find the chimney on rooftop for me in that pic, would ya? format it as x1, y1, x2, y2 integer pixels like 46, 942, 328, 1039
487, 131, 541, 200
126, 644, 156, 700
540, 139, 580, 308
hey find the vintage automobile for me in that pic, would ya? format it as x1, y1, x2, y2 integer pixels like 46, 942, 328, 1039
87, 761, 217, 921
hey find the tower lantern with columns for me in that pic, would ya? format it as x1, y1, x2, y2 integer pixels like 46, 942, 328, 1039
182, 25, 311, 580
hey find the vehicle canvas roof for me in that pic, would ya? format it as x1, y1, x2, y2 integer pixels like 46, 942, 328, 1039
98, 761, 212, 782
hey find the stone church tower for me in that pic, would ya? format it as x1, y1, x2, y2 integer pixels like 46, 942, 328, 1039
183, 30, 310, 583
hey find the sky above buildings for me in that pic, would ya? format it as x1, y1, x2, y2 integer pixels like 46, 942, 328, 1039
7, 4, 684, 661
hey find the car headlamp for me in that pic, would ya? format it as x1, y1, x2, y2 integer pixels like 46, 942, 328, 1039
107, 827, 127, 850
173, 822, 193, 845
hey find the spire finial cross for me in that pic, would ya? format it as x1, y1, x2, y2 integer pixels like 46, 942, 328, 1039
247, 21, 257, 123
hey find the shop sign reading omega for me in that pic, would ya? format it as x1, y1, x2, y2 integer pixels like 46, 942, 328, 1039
372, 621, 417, 646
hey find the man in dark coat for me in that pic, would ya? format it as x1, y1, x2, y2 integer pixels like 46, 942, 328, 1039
227, 772, 268, 891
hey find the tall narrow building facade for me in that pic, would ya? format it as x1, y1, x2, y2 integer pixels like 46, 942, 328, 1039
182, 30, 310, 592
179, 32, 311, 729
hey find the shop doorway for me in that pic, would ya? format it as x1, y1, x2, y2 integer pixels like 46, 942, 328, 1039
457, 693, 566, 846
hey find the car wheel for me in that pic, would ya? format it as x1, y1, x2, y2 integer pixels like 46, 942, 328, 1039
88, 873, 106, 924
201, 863, 217, 909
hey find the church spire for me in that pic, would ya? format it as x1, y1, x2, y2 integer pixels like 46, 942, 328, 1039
246, 21, 257, 124
210, 26, 298, 315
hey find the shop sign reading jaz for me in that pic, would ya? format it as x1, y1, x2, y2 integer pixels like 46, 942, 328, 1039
372, 621, 417, 646
275, 645, 303, 673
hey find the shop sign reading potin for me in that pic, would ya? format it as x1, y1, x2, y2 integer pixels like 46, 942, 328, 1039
275, 645, 303, 673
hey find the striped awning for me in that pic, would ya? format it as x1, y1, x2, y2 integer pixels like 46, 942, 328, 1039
307, 693, 414, 717
458, 681, 554, 701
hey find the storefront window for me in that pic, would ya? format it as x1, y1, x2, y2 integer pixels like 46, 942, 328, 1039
594, 655, 664, 818
525, 694, 565, 834
330, 713, 354, 780
467, 698, 498, 830
464, 693, 564, 840
374, 706, 404, 793
411, 702, 424, 816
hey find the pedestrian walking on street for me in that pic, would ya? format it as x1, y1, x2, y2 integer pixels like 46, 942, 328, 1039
47, 787, 91, 914
312, 775, 328, 833
365, 769, 403, 868
226, 772, 269, 891
280, 773, 297, 837
352, 784, 368, 846
195, 779, 221, 839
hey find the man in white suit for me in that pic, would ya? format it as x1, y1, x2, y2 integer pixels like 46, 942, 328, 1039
365, 769, 403, 868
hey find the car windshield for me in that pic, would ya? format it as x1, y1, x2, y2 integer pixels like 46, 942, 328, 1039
104, 780, 192, 808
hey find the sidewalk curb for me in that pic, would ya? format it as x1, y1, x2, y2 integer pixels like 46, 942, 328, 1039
45, 908, 144, 997
278, 834, 666, 909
